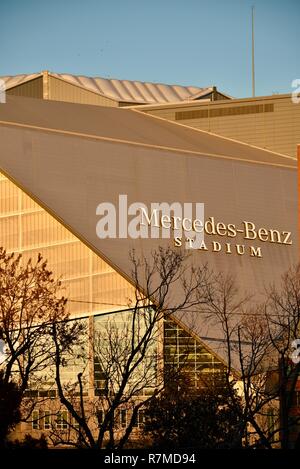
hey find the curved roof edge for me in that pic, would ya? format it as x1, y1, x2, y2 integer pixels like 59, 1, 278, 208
0, 71, 230, 105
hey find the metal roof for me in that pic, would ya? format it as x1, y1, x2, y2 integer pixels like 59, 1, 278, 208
51, 72, 215, 104
1, 71, 222, 104
0, 73, 41, 89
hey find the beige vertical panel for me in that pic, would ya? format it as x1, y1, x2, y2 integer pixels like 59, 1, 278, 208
21, 241, 90, 280
42, 71, 49, 100
92, 250, 114, 274
0, 215, 19, 250
0, 179, 18, 214
55, 241, 90, 278
62, 277, 90, 316
21, 211, 75, 248
49, 77, 119, 107
92, 273, 133, 310
22, 191, 40, 211
6, 77, 43, 99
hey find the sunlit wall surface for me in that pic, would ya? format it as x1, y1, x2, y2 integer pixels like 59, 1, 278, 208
0, 172, 134, 318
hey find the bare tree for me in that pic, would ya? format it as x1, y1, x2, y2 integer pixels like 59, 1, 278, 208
203, 266, 300, 449
0, 247, 82, 440
197, 271, 267, 447
50, 247, 210, 449
264, 264, 300, 448
5, 244, 298, 449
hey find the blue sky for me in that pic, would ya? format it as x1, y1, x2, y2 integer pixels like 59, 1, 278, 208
0, 0, 299, 97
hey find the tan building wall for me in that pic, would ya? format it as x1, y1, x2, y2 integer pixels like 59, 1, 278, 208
5, 75, 119, 107
48, 76, 119, 107
139, 94, 300, 158
6, 77, 43, 99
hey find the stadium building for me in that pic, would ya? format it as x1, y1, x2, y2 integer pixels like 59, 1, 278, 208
0, 73, 298, 445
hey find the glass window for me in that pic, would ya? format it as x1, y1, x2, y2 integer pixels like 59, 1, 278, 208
32, 410, 40, 430
120, 409, 127, 428
44, 411, 51, 430
56, 411, 68, 430
94, 309, 158, 397
133, 409, 145, 428
138, 410, 145, 428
